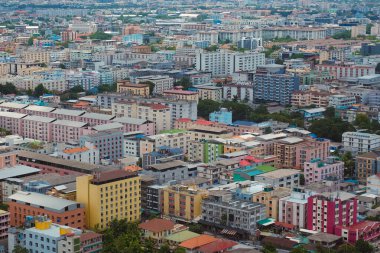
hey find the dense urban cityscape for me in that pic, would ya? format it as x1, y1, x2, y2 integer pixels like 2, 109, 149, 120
0, 0, 380, 252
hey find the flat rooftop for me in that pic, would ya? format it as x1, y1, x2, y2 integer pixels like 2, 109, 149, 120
0, 165, 40, 180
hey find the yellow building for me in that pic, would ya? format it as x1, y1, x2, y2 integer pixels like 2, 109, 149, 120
161, 185, 208, 222
117, 80, 150, 97
76, 170, 141, 229
253, 187, 291, 220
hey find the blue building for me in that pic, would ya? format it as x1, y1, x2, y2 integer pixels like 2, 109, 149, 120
123, 34, 143, 45
209, 108, 233, 125
302, 107, 326, 121
142, 146, 184, 169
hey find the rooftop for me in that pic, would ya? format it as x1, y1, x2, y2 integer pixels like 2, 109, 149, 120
9, 191, 80, 211
308, 232, 341, 243
52, 109, 85, 116
25, 105, 56, 112
138, 218, 175, 233
0, 111, 27, 119
179, 235, 217, 250
165, 230, 199, 243
258, 169, 300, 179
52, 120, 88, 128
91, 170, 138, 184
81, 112, 115, 121
23, 115, 56, 123
148, 160, 187, 171
0, 165, 40, 180
93, 122, 123, 131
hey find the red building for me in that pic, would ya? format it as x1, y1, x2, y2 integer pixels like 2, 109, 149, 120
335, 221, 380, 244
307, 191, 357, 234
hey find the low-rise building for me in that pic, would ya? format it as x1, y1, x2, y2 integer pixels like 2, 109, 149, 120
8, 191, 86, 229
201, 191, 266, 236
255, 169, 300, 189
161, 185, 208, 222
304, 157, 344, 184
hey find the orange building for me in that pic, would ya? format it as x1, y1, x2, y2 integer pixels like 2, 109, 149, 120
0, 147, 17, 169
8, 191, 85, 229
117, 80, 150, 97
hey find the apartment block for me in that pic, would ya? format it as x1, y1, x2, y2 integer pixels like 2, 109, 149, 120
0, 210, 9, 240
307, 192, 357, 234
279, 188, 313, 229
76, 170, 141, 229
79, 130, 124, 161
255, 169, 300, 189
291, 90, 330, 108
22, 115, 56, 142
136, 75, 174, 95
316, 64, 375, 79
161, 185, 208, 222
253, 187, 291, 220
195, 49, 265, 76
342, 132, 380, 154
201, 191, 266, 236
139, 130, 190, 156
356, 151, 380, 184
0, 111, 26, 136
51, 120, 88, 143
304, 157, 344, 184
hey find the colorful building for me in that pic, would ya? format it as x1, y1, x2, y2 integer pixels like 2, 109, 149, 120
0, 210, 9, 240
335, 220, 380, 244
304, 157, 345, 184
253, 187, 291, 220
209, 108, 233, 125
307, 192, 357, 235
161, 185, 208, 222
76, 170, 141, 229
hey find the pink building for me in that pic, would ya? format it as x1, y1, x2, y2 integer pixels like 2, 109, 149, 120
51, 120, 88, 143
279, 188, 313, 229
79, 113, 115, 126
22, 115, 55, 141
304, 157, 344, 184
0, 111, 26, 135
113, 117, 156, 135
50, 108, 85, 121
295, 138, 330, 169
335, 221, 380, 244
23, 105, 56, 117
307, 192, 357, 234
316, 64, 375, 79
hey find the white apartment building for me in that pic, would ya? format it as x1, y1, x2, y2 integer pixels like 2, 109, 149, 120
136, 75, 174, 94
328, 94, 357, 108
58, 142, 100, 165
196, 49, 265, 77
342, 132, 380, 154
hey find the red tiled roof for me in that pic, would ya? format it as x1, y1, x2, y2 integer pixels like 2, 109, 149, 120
198, 239, 237, 253
195, 119, 213, 126
239, 160, 251, 167
275, 221, 296, 229
138, 218, 175, 233
179, 235, 217, 249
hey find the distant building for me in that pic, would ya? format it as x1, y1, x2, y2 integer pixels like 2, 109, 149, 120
342, 132, 380, 154
304, 157, 344, 184
209, 108, 233, 125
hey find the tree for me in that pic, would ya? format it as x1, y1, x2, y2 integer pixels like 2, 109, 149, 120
262, 243, 277, 253
376, 63, 380, 74
309, 118, 355, 142
58, 63, 66, 69
197, 99, 221, 119
337, 244, 356, 253
324, 107, 336, 119
354, 113, 371, 130
139, 81, 155, 95
175, 77, 192, 90
355, 239, 374, 253
342, 152, 355, 178
33, 84, 49, 97
159, 244, 170, 253
332, 30, 351, 39
27, 37, 35, 46
89, 31, 113, 40
290, 246, 308, 253
0, 82, 18, 94
299, 174, 305, 186
70, 85, 85, 93
174, 247, 186, 253
13, 245, 28, 253
264, 127, 272, 134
